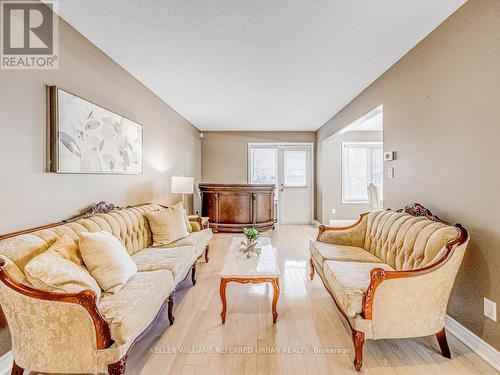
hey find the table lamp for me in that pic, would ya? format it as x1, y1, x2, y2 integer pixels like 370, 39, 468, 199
171, 176, 194, 211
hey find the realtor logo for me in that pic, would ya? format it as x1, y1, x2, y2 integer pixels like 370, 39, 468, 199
1, 1, 58, 69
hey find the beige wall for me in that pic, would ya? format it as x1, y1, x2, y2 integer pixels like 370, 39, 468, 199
316, 0, 500, 349
321, 131, 383, 223
201, 131, 315, 183
0, 11, 201, 234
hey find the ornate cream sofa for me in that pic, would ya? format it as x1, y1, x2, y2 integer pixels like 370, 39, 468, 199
309, 203, 468, 371
0, 202, 212, 375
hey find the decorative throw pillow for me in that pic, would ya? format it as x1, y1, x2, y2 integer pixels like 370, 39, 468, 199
78, 231, 137, 293
25, 236, 102, 299
0, 255, 30, 285
145, 203, 189, 245
46, 234, 84, 266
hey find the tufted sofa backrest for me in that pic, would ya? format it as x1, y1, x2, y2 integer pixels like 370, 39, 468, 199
363, 210, 461, 271
0, 203, 163, 276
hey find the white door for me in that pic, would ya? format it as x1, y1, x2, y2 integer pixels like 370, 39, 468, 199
249, 144, 313, 224
278, 145, 312, 224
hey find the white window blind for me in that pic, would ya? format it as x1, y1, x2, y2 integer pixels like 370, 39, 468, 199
249, 148, 277, 184
342, 142, 383, 203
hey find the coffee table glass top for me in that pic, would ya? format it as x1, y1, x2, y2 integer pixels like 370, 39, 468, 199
219, 237, 281, 278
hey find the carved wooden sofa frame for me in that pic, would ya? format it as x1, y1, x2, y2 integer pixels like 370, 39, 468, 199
309, 203, 468, 371
0, 201, 210, 375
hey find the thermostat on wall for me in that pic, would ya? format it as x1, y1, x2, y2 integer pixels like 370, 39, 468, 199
384, 151, 395, 161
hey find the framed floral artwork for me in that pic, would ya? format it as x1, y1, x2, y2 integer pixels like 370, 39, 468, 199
48, 86, 143, 174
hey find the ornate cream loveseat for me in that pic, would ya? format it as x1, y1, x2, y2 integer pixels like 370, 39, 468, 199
309, 204, 468, 371
0, 202, 212, 375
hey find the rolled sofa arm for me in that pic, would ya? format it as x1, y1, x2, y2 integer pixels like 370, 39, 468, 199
316, 213, 368, 247
188, 215, 203, 232
0, 258, 112, 350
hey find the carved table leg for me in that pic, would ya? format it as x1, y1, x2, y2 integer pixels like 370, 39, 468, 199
352, 329, 365, 371
108, 355, 128, 375
220, 278, 228, 324
436, 328, 451, 359
309, 258, 315, 280
204, 245, 209, 263
167, 294, 175, 325
11, 361, 24, 375
191, 264, 197, 285
271, 278, 280, 323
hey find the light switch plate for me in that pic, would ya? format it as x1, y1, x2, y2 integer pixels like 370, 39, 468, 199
388, 167, 394, 179
484, 297, 497, 321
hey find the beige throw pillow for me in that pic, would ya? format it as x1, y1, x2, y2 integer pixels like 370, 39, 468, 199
25, 236, 101, 299
79, 231, 137, 293
145, 203, 189, 245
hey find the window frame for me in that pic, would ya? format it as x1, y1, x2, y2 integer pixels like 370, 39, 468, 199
248, 145, 278, 185
341, 141, 383, 204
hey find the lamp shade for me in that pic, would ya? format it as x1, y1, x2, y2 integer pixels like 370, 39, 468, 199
171, 176, 194, 194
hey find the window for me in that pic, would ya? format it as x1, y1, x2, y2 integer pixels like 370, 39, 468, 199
249, 147, 277, 184
284, 150, 307, 186
342, 142, 383, 203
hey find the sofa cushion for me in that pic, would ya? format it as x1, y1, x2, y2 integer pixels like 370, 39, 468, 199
79, 231, 137, 293
323, 260, 394, 318
145, 203, 189, 245
161, 228, 212, 258
131, 247, 196, 283
0, 234, 55, 272
309, 241, 382, 268
364, 210, 460, 270
25, 237, 102, 299
97, 270, 175, 346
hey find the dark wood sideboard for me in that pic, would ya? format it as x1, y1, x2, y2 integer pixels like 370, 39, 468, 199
199, 183, 276, 233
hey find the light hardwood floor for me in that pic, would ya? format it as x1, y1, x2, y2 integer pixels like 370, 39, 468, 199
123, 225, 495, 375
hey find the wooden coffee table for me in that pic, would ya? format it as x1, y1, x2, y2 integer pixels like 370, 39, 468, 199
219, 237, 281, 324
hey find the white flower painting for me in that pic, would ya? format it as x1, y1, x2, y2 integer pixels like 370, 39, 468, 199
53, 88, 143, 174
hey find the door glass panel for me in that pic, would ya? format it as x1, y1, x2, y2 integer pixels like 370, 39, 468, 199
250, 148, 277, 184
284, 150, 307, 186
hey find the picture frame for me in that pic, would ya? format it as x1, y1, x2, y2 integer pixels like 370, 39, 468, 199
48, 86, 143, 174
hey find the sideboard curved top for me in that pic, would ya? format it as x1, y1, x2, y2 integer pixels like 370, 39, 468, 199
199, 183, 276, 233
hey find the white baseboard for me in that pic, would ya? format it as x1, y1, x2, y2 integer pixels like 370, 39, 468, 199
0, 351, 12, 375
445, 314, 500, 371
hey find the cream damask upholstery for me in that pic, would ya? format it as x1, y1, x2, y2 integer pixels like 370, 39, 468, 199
0, 203, 213, 374
310, 207, 469, 371
160, 228, 213, 258
24, 242, 102, 298
310, 241, 383, 269
79, 231, 138, 293
97, 270, 175, 345
131, 246, 196, 283
323, 260, 394, 318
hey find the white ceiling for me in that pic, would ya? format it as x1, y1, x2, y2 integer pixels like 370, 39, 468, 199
53, 0, 465, 131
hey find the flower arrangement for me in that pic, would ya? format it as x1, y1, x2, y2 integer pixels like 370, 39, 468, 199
241, 227, 261, 258
243, 227, 260, 243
